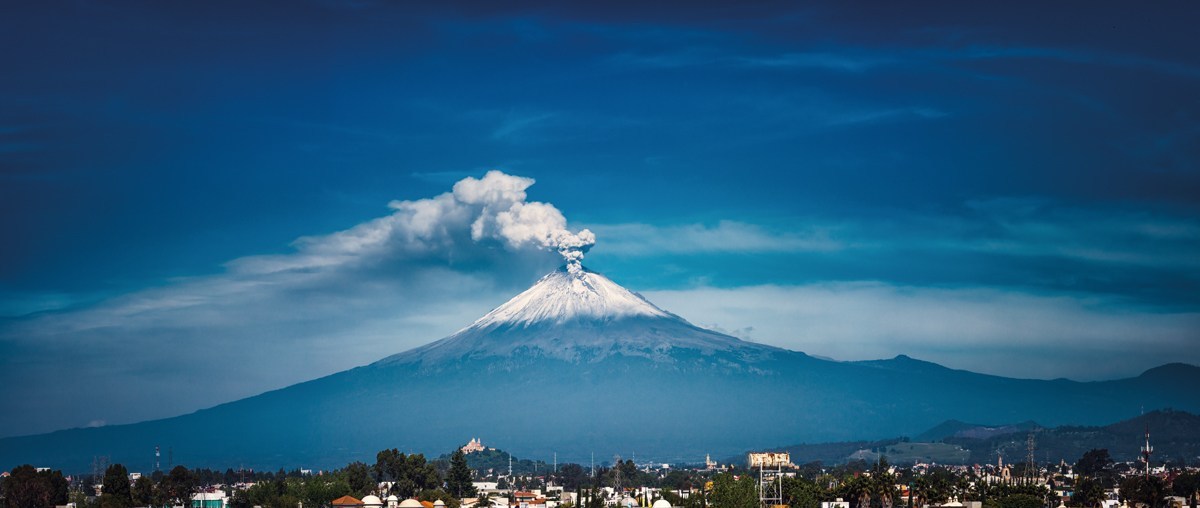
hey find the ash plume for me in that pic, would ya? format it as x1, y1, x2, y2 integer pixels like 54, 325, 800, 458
228, 169, 595, 274
453, 170, 596, 272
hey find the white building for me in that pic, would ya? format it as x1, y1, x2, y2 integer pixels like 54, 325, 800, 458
191, 492, 230, 508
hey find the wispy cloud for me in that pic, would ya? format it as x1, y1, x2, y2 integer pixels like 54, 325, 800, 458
590, 220, 843, 256
608, 44, 1200, 81
607, 49, 890, 73
951, 198, 1200, 269
592, 200, 1200, 272
648, 282, 1200, 381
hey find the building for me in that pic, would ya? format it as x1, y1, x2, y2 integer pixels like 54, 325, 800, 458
463, 438, 487, 454
192, 492, 230, 508
748, 452, 794, 469
333, 495, 365, 507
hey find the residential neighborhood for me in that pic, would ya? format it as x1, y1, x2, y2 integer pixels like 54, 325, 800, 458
3, 435, 1198, 508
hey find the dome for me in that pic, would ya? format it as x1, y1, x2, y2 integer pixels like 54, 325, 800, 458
388, 496, 400, 502
621, 497, 638, 507
653, 500, 673, 508
400, 499, 425, 508
435, 501, 446, 507
363, 495, 384, 505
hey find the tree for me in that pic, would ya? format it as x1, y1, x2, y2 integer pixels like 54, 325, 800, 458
449, 450, 478, 498
160, 465, 196, 506
873, 457, 898, 508
377, 449, 405, 488
710, 473, 757, 508
100, 463, 133, 508
301, 474, 352, 508
839, 475, 871, 508
132, 476, 156, 507
375, 450, 443, 498
346, 461, 374, 497
2, 464, 68, 508
912, 468, 955, 507
1075, 450, 1114, 483
558, 464, 587, 491
44, 469, 69, 507
618, 460, 640, 489
410, 453, 442, 494
1171, 472, 1200, 508
586, 487, 606, 508
1073, 477, 1104, 508
1119, 476, 1166, 508
782, 476, 822, 508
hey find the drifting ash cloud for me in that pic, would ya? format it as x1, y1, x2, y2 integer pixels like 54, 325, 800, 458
229, 170, 595, 275
0, 171, 595, 438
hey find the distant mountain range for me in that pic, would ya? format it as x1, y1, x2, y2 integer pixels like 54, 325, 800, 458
2, 266, 1198, 474
948, 408, 1200, 465
914, 419, 1042, 443
755, 409, 1200, 466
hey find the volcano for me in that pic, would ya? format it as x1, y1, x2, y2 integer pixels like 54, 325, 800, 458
381, 266, 781, 367
3, 266, 1198, 472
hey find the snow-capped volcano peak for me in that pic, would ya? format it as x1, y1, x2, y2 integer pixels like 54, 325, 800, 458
378, 265, 782, 366
468, 266, 673, 328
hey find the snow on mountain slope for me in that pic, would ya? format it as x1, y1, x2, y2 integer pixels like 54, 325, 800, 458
378, 266, 783, 365
473, 265, 674, 326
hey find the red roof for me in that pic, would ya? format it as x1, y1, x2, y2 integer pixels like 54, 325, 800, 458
332, 495, 365, 506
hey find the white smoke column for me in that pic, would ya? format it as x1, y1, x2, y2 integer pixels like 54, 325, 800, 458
454, 171, 596, 273
552, 229, 596, 275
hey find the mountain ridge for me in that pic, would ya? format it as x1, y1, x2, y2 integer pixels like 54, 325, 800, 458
1, 266, 1197, 473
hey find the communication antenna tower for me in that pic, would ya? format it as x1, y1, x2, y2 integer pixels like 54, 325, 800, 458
91, 455, 109, 495
1140, 424, 1154, 479
1025, 432, 1036, 483
612, 455, 623, 497
758, 458, 783, 508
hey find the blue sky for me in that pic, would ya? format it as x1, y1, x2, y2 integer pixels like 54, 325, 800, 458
2, 1, 1198, 437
